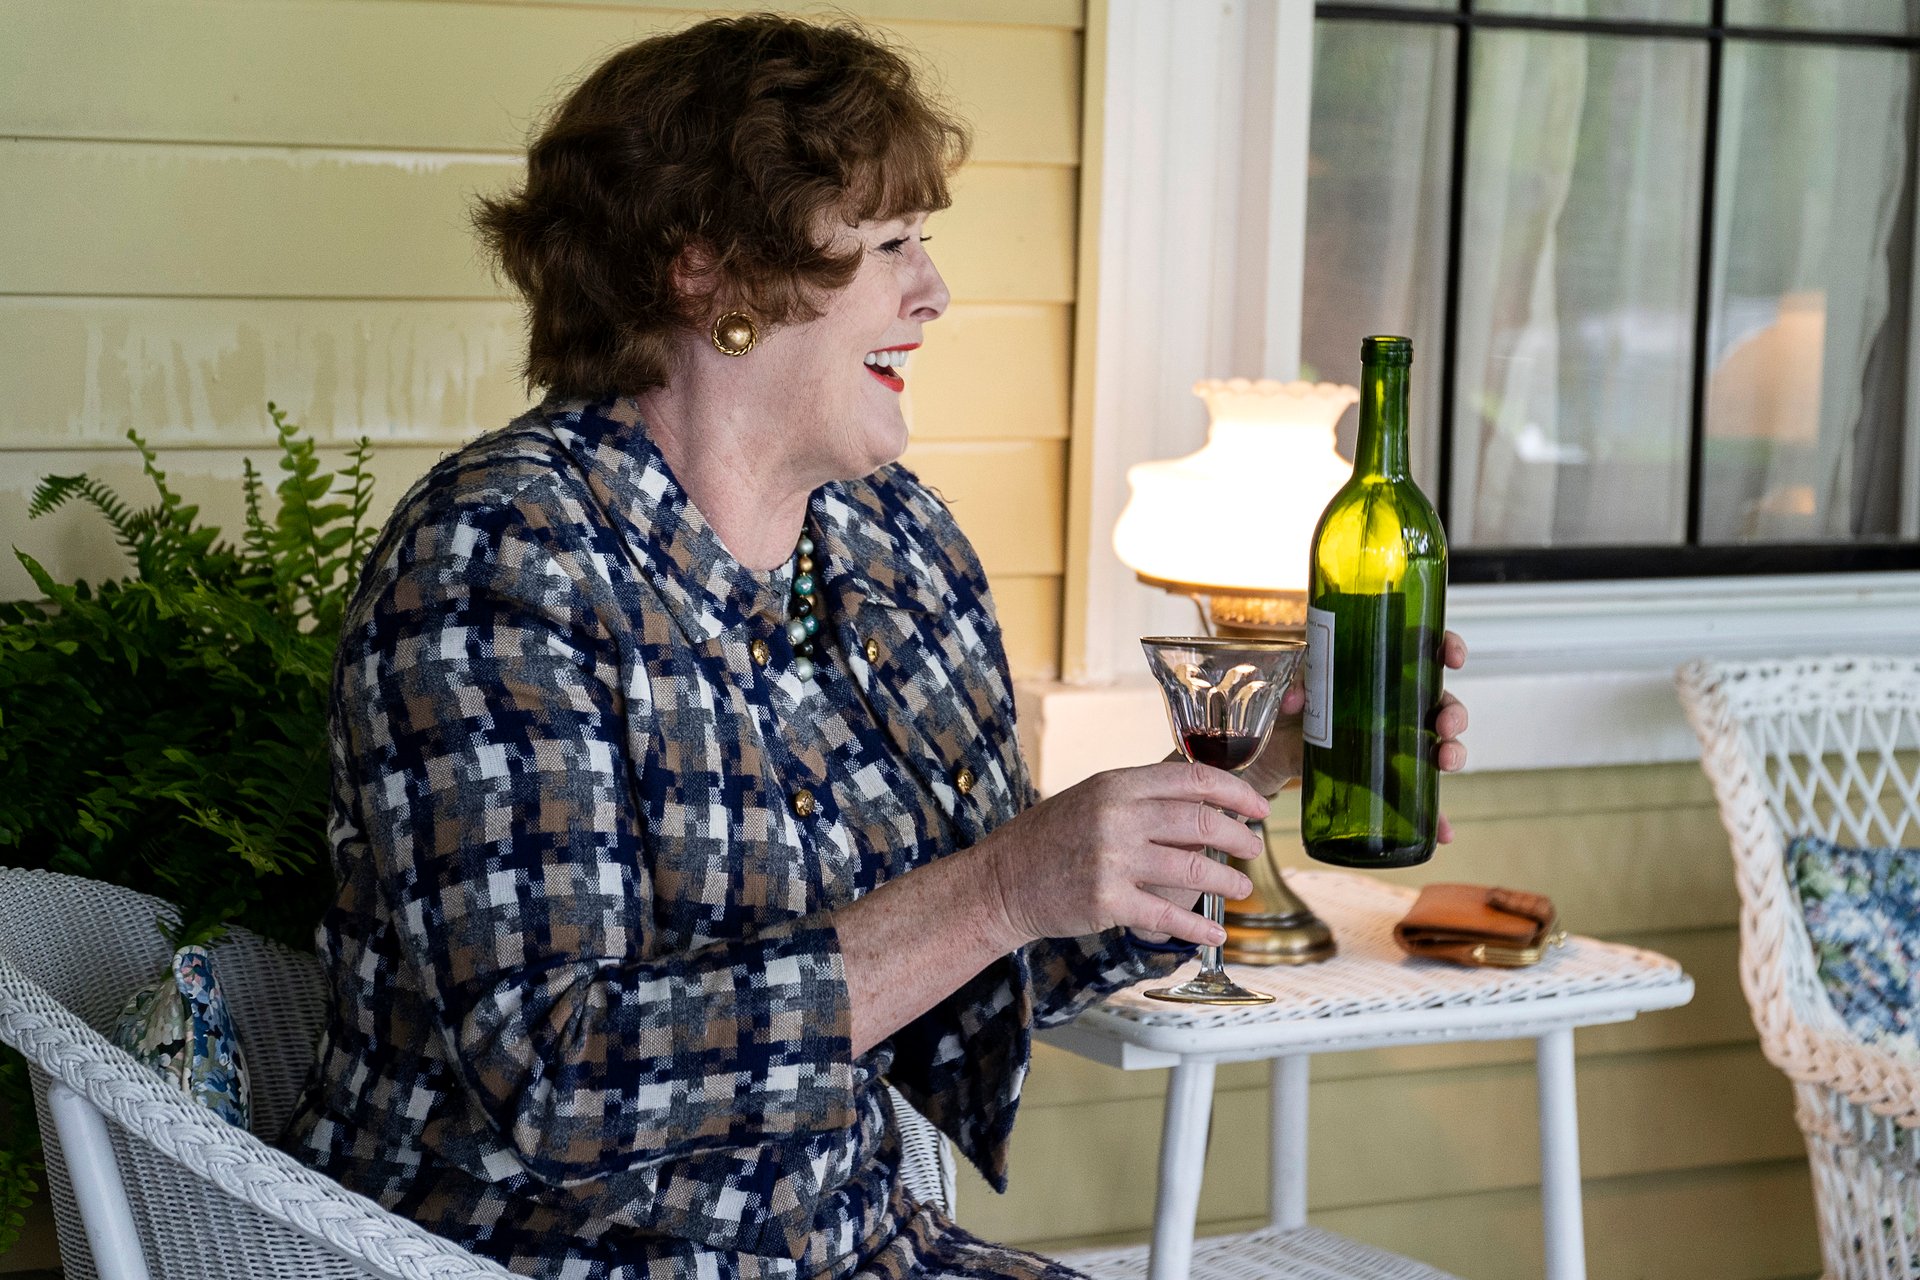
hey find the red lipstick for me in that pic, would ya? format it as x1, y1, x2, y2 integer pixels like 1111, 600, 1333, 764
864, 342, 919, 393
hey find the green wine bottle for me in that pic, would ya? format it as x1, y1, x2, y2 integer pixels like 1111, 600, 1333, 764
1301, 335, 1448, 868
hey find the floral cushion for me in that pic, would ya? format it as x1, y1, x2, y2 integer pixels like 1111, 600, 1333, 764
108, 944, 250, 1128
1787, 834, 1920, 1058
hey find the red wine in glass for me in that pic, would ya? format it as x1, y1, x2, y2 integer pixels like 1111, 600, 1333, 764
1142, 635, 1305, 1005
1182, 728, 1262, 772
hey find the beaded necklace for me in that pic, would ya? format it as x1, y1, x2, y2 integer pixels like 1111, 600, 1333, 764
784, 532, 821, 680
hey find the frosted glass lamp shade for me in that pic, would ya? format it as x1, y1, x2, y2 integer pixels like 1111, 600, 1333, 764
1113, 378, 1359, 597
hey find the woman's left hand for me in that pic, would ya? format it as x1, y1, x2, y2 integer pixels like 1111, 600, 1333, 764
1242, 629, 1471, 843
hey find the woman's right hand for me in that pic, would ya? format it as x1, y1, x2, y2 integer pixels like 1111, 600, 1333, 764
974, 762, 1270, 950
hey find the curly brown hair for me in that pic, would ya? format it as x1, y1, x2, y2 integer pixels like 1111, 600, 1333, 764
473, 13, 971, 397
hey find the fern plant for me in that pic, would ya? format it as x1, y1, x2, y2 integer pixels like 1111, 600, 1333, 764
0, 406, 376, 1257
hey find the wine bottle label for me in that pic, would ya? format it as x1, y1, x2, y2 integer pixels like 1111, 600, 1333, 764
1304, 605, 1333, 748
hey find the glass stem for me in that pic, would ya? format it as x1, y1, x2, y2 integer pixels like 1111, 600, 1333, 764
1199, 848, 1226, 973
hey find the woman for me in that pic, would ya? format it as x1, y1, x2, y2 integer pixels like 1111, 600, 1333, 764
285, 14, 1470, 1279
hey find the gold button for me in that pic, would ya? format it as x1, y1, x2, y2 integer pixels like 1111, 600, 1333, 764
954, 765, 976, 796
791, 788, 816, 818
864, 637, 881, 664
750, 639, 771, 667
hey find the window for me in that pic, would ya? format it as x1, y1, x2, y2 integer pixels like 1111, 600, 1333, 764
1303, 0, 1920, 581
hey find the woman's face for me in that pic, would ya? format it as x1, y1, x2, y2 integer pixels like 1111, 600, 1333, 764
752, 212, 950, 481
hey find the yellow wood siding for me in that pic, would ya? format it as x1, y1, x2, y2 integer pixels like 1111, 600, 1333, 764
0, 3, 1080, 163
0, 0, 1080, 677
0, 298, 1067, 445
951, 762, 1822, 1278
0, 145, 1072, 302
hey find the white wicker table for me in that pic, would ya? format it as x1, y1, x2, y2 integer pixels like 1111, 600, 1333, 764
1040, 870, 1695, 1280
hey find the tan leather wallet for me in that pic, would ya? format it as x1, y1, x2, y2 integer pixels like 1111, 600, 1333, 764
1392, 883, 1566, 968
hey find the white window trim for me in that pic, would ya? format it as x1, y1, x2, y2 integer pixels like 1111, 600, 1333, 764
1034, 0, 1920, 794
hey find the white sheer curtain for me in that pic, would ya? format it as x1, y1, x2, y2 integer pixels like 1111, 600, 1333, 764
1299, 19, 1454, 485
1448, 34, 1586, 547
1303, 11, 1920, 551
1706, 42, 1915, 541
1450, 32, 1703, 547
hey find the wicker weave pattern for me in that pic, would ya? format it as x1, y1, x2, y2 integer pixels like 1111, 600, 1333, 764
0, 867, 955, 1278
1677, 655, 1920, 1280
1056, 1225, 1462, 1280
1096, 870, 1683, 1031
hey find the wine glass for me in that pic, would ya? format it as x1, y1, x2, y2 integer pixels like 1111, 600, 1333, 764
1140, 635, 1307, 1005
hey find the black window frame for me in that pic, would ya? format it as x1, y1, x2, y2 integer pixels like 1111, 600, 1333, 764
1316, 0, 1920, 583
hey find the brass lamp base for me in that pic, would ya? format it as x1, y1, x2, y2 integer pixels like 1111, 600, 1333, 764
1222, 908, 1336, 966
1222, 816, 1337, 965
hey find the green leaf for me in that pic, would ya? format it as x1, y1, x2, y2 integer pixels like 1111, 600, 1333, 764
0, 401, 373, 1197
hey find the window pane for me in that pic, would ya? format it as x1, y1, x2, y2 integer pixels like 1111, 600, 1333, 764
1726, 0, 1920, 35
1477, 0, 1710, 22
1451, 32, 1706, 548
1301, 20, 1455, 490
1702, 43, 1917, 543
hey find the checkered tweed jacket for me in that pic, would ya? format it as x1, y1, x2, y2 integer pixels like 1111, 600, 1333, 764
284, 395, 1174, 1278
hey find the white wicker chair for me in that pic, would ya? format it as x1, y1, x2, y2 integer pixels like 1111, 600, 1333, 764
1677, 655, 1920, 1280
0, 867, 954, 1279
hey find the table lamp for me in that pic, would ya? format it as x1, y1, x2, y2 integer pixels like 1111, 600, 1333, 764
1111, 377, 1358, 964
